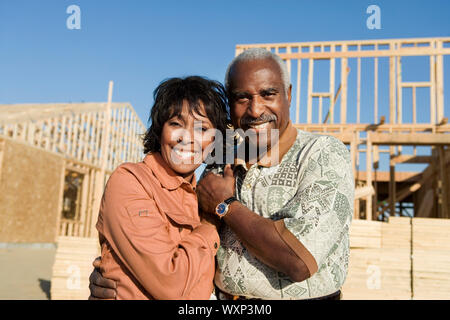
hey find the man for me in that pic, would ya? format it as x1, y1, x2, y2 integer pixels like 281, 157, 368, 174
89, 48, 354, 300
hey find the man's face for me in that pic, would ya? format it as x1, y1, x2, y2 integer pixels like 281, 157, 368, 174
228, 58, 292, 150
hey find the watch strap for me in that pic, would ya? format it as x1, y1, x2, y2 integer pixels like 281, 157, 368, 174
223, 196, 238, 205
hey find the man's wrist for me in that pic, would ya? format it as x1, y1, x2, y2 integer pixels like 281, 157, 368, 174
223, 200, 241, 219
215, 196, 239, 219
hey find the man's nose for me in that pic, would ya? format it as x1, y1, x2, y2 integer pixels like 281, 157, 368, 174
247, 96, 265, 119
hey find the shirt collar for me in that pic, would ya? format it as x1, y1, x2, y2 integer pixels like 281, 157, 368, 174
234, 120, 298, 170
144, 152, 197, 191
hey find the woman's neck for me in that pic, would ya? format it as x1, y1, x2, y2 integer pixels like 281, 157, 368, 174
181, 172, 195, 184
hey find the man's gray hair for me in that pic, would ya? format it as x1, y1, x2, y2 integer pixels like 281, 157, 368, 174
224, 48, 291, 94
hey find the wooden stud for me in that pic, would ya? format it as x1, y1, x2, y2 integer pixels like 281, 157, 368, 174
83, 113, 92, 162
286, 46, 291, 81
318, 96, 323, 123
397, 56, 403, 126
307, 58, 314, 124
366, 132, 373, 220
436, 40, 444, 124
397, 55, 403, 154
0, 139, 5, 187
329, 46, 335, 124
389, 144, 396, 217
59, 116, 66, 153
430, 54, 437, 124
93, 112, 102, 166
78, 168, 89, 237
72, 115, 79, 158
412, 86, 417, 124
340, 45, 348, 124
374, 57, 378, 123
438, 146, 449, 218
90, 81, 113, 237
67, 116, 73, 156
389, 55, 396, 124
357, 57, 361, 123
295, 59, 301, 124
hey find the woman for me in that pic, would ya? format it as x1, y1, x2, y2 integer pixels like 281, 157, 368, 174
95, 76, 230, 299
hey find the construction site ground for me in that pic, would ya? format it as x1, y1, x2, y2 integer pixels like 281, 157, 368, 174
0, 245, 55, 300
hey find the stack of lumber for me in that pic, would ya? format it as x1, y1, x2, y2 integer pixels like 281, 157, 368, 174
342, 217, 412, 300
49, 218, 450, 300
50, 236, 100, 300
412, 218, 450, 299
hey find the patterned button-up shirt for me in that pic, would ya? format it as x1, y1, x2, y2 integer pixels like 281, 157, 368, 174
204, 128, 354, 299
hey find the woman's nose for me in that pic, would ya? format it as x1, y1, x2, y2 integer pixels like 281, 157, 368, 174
173, 127, 191, 145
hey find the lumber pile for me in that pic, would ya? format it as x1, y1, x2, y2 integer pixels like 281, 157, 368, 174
342, 217, 412, 300
50, 236, 100, 300
48, 218, 450, 300
412, 218, 450, 299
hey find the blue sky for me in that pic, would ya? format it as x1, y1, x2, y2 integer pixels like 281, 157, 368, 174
1, 0, 449, 175
1, 0, 449, 124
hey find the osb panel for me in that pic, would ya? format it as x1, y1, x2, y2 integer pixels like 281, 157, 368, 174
0, 139, 63, 242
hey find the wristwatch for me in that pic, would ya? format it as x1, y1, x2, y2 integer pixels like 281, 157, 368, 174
215, 196, 239, 219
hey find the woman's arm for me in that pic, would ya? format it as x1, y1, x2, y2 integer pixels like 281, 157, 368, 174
99, 165, 219, 299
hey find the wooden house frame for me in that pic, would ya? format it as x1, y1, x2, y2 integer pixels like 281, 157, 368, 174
0, 82, 146, 239
1, 38, 448, 299
236, 37, 450, 220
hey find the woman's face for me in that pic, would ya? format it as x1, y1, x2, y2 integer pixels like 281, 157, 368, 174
160, 100, 215, 180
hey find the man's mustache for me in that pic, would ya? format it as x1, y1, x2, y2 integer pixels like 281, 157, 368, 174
240, 114, 277, 127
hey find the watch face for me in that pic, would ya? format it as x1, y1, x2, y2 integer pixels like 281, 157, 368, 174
216, 203, 227, 215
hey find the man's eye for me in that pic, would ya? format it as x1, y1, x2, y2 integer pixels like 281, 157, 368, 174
169, 121, 181, 127
236, 96, 249, 102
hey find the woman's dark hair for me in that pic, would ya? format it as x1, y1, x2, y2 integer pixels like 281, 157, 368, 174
143, 76, 230, 154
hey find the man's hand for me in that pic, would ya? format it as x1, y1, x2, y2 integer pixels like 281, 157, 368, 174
200, 209, 222, 230
88, 257, 117, 300
196, 164, 235, 215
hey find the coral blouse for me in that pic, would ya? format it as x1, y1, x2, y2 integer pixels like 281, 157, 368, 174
96, 152, 219, 299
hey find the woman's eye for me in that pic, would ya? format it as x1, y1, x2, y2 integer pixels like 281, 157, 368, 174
169, 121, 181, 127
194, 126, 208, 132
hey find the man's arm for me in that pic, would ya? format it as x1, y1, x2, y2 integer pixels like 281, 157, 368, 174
196, 165, 313, 282
88, 257, 116, 300
197, 136, 354, 285
224, 201, 312, 282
